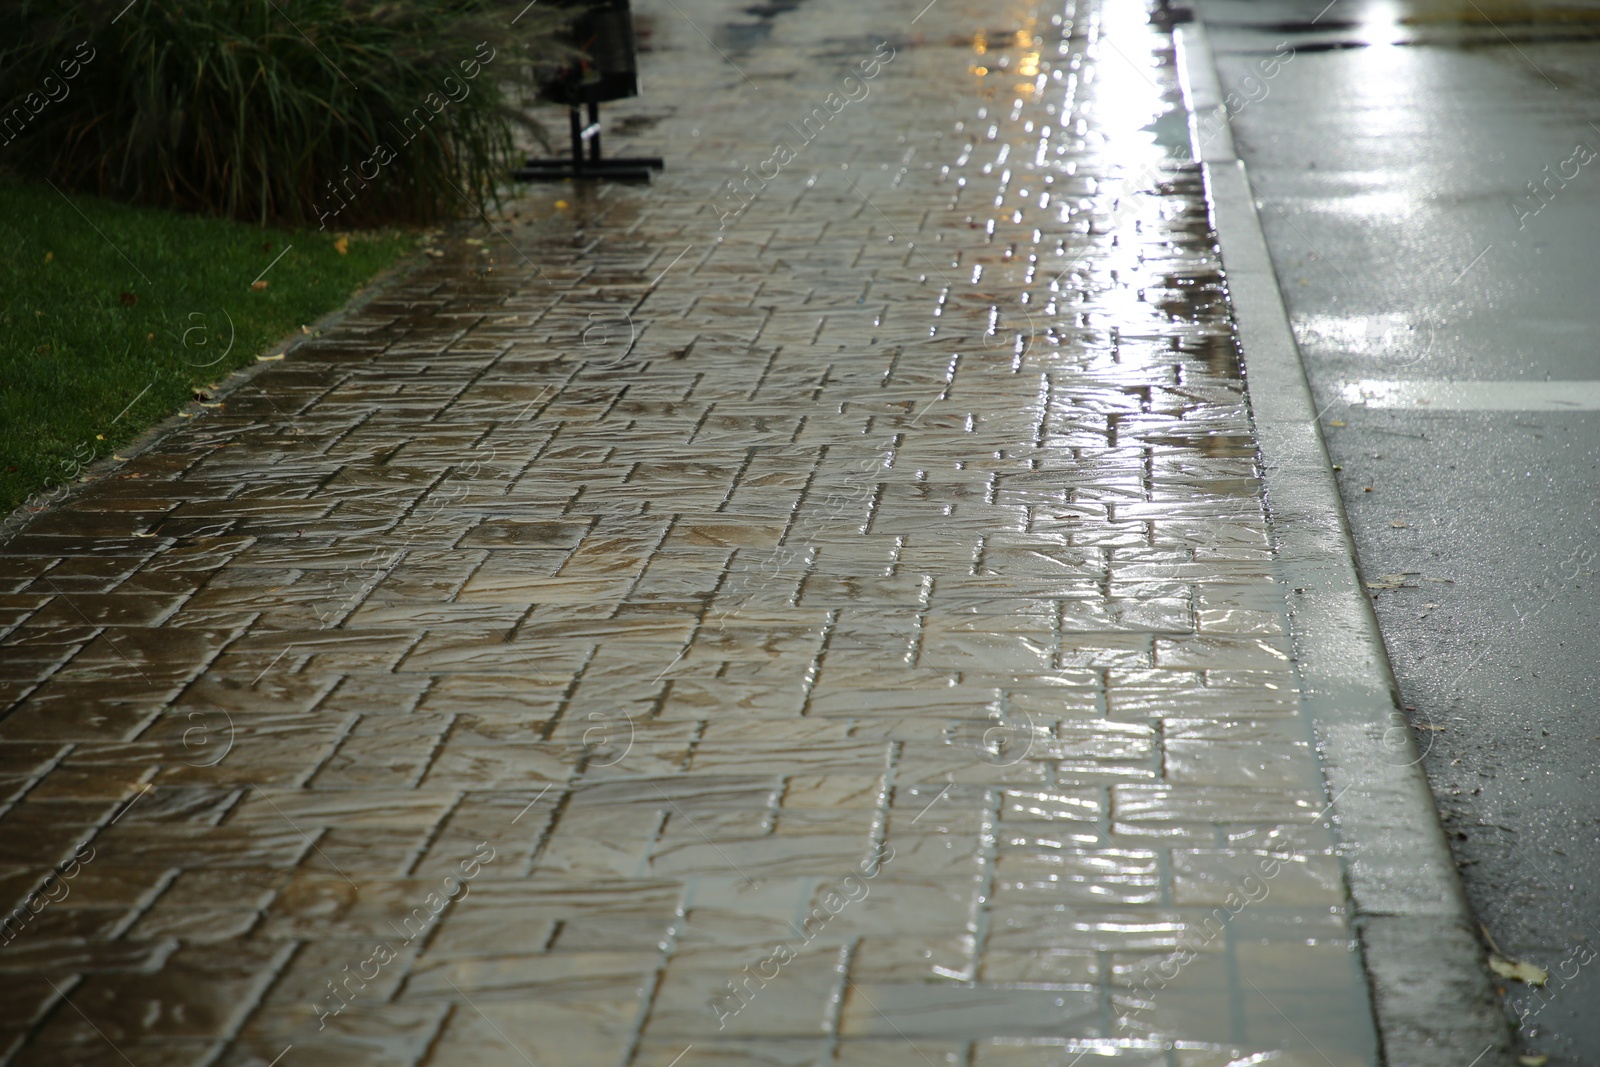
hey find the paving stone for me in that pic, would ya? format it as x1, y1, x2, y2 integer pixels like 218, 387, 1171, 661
30, 943, 289, 1043
0, 0, 1387, 1060
227, 1004, 448, 1067
838, 982, 1101, 1040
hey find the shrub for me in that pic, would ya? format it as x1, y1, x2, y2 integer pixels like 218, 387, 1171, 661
0, 0, 571, 227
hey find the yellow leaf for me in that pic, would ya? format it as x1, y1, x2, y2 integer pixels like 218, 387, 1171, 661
1489, 954, 1548, 986
257, 353, 285, 362
251, 280, 269, 291
1519, 1056, 1549, 1067
44, 251, 54, 263
333, 236, 349, 255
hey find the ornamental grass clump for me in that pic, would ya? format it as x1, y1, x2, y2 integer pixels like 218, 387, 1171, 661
0, 0, 570, 227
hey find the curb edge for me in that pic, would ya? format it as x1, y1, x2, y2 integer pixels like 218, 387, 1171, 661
1172, 17, 1513, 1067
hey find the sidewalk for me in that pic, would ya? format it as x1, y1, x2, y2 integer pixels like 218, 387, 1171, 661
0, 0, 1483, 1065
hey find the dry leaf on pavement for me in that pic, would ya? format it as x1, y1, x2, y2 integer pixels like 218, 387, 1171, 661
1489, 954, 1548, 986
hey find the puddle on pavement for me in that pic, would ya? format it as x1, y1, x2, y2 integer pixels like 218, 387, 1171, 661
712, 0, 817, 53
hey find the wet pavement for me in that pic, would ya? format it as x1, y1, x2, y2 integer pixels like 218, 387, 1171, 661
0, 0, 1404, 1064
1198, 1, 1600, 1062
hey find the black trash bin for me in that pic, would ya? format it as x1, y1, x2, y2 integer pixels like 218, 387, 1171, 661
520, 0, 663, 180
540, 0, 641, 105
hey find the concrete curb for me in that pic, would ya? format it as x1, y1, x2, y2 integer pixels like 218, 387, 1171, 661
1172, 19, 1513, 1067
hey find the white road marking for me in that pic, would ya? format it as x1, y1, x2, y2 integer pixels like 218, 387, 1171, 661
1341, 379, 1600, 411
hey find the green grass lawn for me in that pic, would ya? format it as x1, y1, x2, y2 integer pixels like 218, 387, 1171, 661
0, 178, 415, 516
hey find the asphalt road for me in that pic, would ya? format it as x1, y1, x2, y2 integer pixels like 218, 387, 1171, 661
1198, 0, 1600, 1061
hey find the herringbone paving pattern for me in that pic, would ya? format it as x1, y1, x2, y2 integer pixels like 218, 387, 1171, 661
0, 0, 1381, 1063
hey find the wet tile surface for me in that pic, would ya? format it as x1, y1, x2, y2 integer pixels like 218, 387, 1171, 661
0, 0, 1381, 1064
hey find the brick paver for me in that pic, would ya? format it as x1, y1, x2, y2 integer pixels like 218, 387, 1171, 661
0, 0, 1382, 1064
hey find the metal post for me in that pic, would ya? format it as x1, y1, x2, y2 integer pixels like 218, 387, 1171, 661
569, 105, 585, 173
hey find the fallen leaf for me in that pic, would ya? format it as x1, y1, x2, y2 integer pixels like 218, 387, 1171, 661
555, 199, 570, 209
1365, 573, 1417, 591
1363, 486, 1373, 493
1329, 419, 1346, 427
1390, 520, 1407, 528
146, 332, 155, 341
1519, 1055, 1549, 1066
1415, 722, 1446, 731
464, 238, 484, 245
257, 353, 285, 362
333, 235, 349, 255
95, 435, 104, 441
251, 280, 269, 291
1489, 954, 1548, 986
118, 291, 138, 307
44, 251, 53, 263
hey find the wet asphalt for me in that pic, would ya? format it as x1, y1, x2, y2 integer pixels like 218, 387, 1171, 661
1198, 0, 1600, 1061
